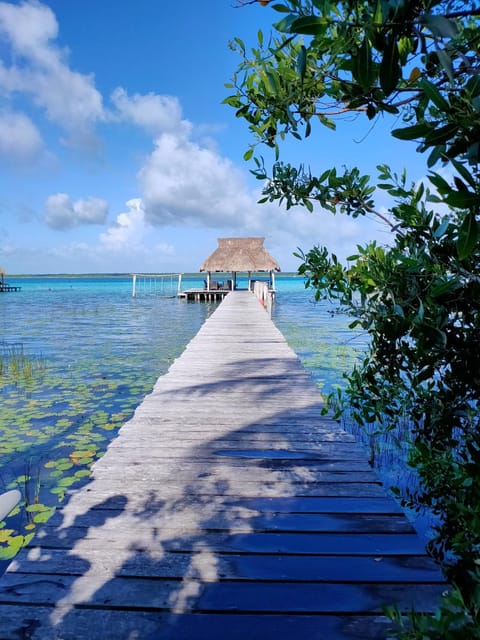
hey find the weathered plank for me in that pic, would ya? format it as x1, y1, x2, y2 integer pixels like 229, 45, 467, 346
7, 550, 441, 582
0, 607, 395, 640
0, 291, 444, 640
0, 572, 444, 613
67, 495, 405, 514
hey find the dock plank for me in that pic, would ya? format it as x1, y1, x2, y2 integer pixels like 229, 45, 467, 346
0, 291, 444, 639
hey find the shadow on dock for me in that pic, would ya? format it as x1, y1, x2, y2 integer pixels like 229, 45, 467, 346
0, 294, 446, 640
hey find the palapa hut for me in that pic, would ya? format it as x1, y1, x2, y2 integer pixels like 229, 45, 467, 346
200, 237, 281, 291
0, 267, 20, 292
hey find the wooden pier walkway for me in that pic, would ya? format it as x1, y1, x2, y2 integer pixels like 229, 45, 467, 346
0, 292, 444, 639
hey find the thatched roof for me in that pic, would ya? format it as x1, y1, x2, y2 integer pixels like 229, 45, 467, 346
200, 238, 281, 273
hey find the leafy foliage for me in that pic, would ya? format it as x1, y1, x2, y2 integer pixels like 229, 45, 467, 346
229, 0, 480, 634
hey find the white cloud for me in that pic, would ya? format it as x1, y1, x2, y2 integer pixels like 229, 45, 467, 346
99, 198, 146, 252
111, 88, 190, 137
0, 111, 43, 161
0, 0, 57, 61
135, 121, 390, 265
0, 0, 104, 148
139, 132, 252, 227
45, 193, 109, 230
99, 198, 174, 257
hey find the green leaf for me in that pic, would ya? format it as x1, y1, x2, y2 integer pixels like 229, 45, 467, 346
373, 0, 383, 25
450, 160, 476, 189
419, 79, 449, 111
297, 45, 307, 82
243, 148, 254, 161
233, 37, 245, 55
430, 279, 459, 297
379, 37, 401, 96
457, 211, 479, 260
436, 49, 454, 84
392, 123, 432, 141
427, 145, 445, 168
290, 16, 327, 35
274, 15, 297, 33
380, 102, 399, 115
432, 218, 450, 239
445, 190, 480, 209
271, 4, 291, 13
424, 14, 459, 39
393, 304, 404, 318
352, 38, 375, 91
425, 123, 457, 146
266, 71, 280, 93
428, 172, 451, 194
466, 74, 480, 98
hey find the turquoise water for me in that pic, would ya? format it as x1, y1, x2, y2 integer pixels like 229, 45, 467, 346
0, 275, 217, 565
1, 273, 420, 569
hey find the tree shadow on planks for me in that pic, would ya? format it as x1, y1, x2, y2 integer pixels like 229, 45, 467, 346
0, 356, 445, 639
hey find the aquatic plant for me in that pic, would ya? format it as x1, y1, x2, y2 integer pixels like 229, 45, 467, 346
0, 291, 211, 564
0, 344, 46, 384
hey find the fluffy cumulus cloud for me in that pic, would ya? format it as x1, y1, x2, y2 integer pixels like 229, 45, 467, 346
99, 198, 146, 252
0, 0, 104, 149
134, 114, 389, 264
0, 111, 42, 161
99, 198, 174, 256
111, 88, 191, 137
139, 132, 252, 228
45, 193, 109, 230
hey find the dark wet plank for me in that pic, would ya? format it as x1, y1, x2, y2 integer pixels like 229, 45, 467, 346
0, 607, 394, 640
8, 551, 443, 582
0, 572, 444, 613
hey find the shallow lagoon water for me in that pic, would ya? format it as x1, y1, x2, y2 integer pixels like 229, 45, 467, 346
0, 275, 216, 565
1, 273, 421, 570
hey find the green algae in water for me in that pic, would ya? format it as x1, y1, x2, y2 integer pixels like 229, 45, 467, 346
0, 279, 213, 563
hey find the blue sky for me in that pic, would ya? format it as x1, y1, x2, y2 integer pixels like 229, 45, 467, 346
0, 0, 424, 275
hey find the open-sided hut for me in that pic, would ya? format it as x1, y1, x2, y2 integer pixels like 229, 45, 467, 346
200, 237, 281, 291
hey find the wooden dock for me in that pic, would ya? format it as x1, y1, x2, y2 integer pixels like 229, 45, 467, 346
0, 291, 444, 639
178, 287, 230, 302
0, 284, 21, 292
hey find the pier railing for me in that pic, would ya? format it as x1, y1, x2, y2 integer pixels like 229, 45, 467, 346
131, 273, 182, 298
253, 280, 274, 315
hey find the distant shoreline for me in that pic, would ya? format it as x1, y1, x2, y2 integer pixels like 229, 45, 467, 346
9, 272, 302, 279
